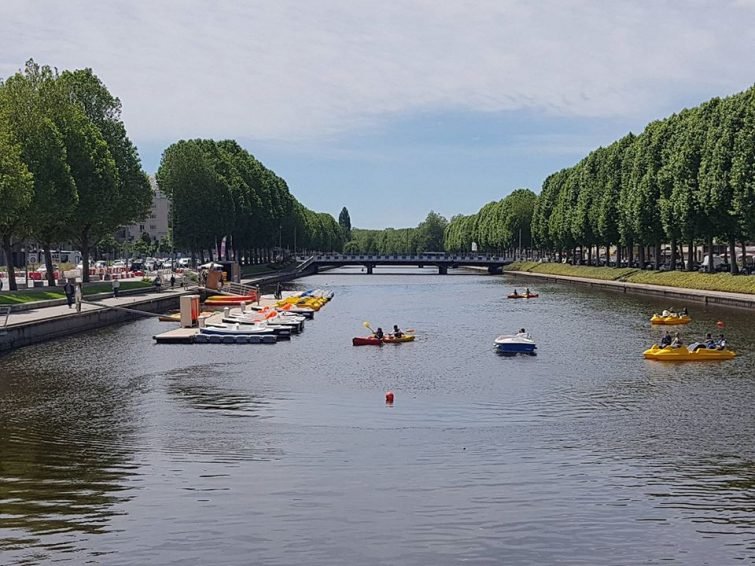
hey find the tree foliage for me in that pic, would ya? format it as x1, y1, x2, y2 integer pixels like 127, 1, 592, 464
157, 139, 344, 260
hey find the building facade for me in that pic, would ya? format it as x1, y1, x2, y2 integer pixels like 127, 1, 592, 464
116, 176, 170, 245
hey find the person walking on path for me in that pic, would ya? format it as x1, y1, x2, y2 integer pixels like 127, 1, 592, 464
112, 277, 120, 299
0, 277, 4, 291
154, 274, 162, 292
74, 283, 83, 313
63, 280, 75, 308
170, 274, 176, 289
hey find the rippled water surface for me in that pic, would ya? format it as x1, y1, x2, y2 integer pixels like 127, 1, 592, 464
1, 268, 754, 565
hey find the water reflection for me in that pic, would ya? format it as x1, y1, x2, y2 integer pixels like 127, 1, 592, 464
163, 364, 273, 418
0, 269, 754, 564
0, 359, 140, 559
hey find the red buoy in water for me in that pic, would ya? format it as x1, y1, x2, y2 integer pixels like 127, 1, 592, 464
716, 320, 725, 328
385, 391, 394, 404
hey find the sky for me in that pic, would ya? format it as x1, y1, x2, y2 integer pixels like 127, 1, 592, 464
2, 1, 755, 229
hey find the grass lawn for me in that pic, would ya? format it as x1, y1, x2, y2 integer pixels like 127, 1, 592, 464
0, 280, 153, 305
505, 261, 755, 294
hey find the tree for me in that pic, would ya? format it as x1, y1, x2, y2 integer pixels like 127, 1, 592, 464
415, 211, 448, 252
0, 123, 34, 290
58, 68, 152, 282
338, 207, 352, 241
0, 60, 78, 284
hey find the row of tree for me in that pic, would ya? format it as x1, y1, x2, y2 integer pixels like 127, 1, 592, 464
156, 139, 345, 263
532, 86, 755, 272
343, 211, 449, 254
444, 189, 537, 254
0, 60, 153, 288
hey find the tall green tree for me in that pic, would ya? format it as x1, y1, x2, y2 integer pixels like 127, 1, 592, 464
58, 68, 152, 281
0, 60, 78, 283
0, 122, 34, 290
415, 211, 448, 252
338, 207, 352, 241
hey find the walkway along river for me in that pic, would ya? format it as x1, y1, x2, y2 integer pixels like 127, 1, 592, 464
0, 267, 753, 564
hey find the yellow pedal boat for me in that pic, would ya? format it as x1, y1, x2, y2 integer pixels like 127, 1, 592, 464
650, 314, 692, 325
643, 344, 736, 361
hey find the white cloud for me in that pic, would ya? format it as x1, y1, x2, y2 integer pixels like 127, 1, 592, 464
1, 0, 754, 143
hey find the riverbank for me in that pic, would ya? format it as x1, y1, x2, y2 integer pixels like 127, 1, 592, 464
0, 288, 187, 353
504, 261, 755, 310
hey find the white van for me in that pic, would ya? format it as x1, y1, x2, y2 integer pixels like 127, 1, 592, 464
701, 254, 723, 270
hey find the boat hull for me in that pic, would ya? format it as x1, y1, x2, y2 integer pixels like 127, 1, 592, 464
352, 336, 383, 346
507, 293, 538, 299
643, 345, 736, 361
382, 335, 415, 344
650, 314, 692, 325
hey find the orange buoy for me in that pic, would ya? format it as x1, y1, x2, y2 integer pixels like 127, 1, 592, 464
716, 320, 725, 328
385, 391, 394, 404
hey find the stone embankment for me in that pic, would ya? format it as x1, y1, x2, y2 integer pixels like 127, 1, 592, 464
505, 270, 755, 310
0, 289, 186, 353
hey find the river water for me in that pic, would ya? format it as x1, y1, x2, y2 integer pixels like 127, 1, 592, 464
1, 267, 753, 565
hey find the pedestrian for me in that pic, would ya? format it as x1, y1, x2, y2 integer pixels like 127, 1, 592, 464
154, 274, 162, 292
170, 274, 176, 289
74, 283, 82, 313
112, 277, 120, 299
0, 277, 3, 292
63, 280, 75, 308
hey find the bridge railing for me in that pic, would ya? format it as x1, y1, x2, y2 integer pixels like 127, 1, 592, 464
297, 253, 510, 262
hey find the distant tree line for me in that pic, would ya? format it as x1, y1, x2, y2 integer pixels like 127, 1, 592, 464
532, 86, 755, 273
156, 139, 344, 264
0, 60, 152, 289
444, 189, 537, 254
343, 211, 448, 254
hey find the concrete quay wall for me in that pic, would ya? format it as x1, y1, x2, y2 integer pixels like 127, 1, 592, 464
0, 295, 180, 353
506, 270, 755, 310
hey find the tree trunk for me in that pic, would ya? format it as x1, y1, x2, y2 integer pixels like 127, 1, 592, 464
742, 241, 748, 273
707, 236, 714, 273
2, 234, 18, 291
729, 240, 738, 274
616, 243, 622, 268
80, 229, 91, 283
677, 242, 685, 271
687, 240, 694, 272
43, 246, 55, 286
638, 246, 645, 269
628, 242, 634, 267
653, 244, 662, 271
670, 238, 677, 271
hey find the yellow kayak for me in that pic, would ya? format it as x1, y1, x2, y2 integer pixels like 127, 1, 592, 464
382, 334, 416, 344
650, 314, 692, 325
643, 344, 736, 361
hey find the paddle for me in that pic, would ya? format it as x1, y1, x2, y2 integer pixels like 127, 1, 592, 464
363, 321, 376, 335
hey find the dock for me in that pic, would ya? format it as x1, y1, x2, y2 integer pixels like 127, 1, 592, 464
153, 326, 278, 344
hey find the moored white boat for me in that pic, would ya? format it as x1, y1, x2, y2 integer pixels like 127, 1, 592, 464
494, 332, 537, 355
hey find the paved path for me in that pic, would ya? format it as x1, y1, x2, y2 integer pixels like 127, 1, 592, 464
4, 287, 193, 328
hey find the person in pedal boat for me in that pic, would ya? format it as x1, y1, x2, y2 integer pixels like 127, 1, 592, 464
392, 325, 403, 338
660, 331, 672, 347
374, 327, 384, 339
